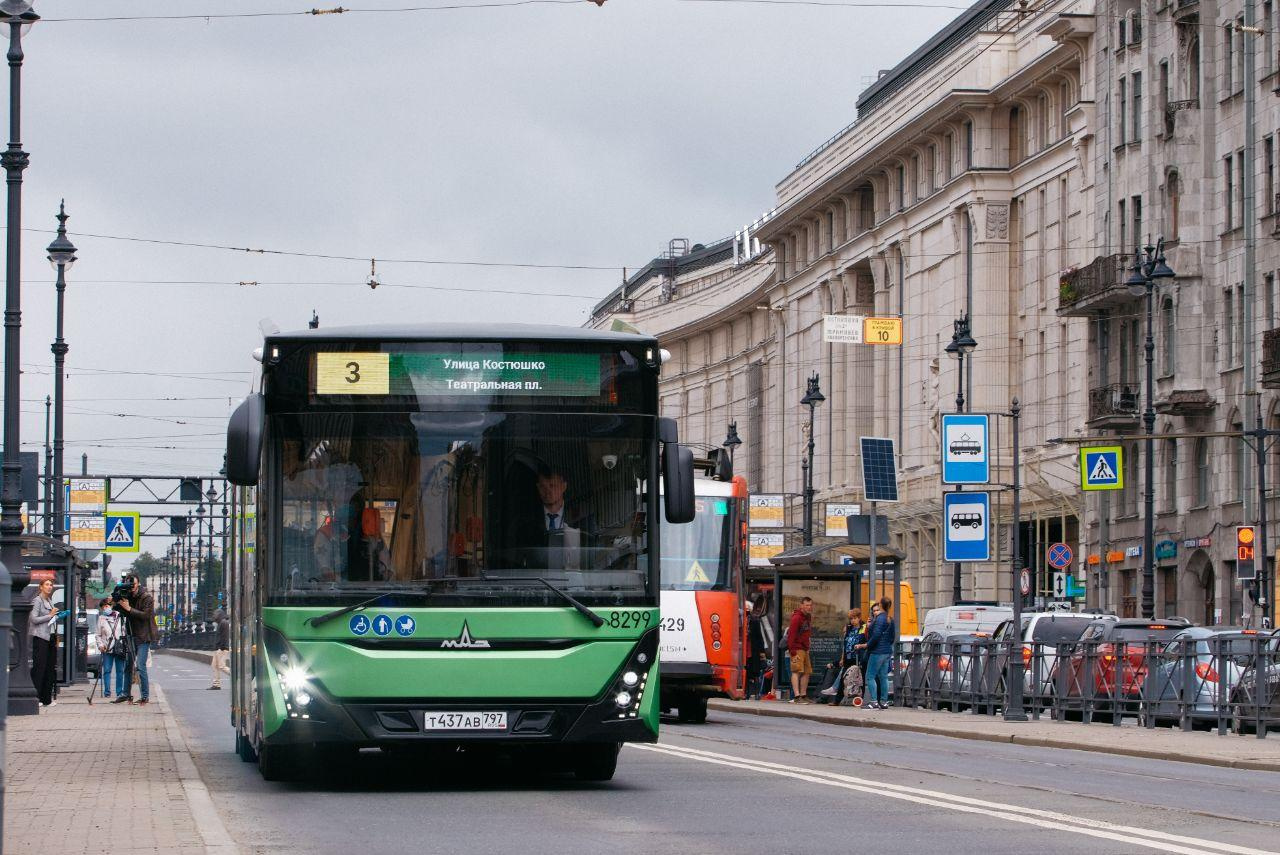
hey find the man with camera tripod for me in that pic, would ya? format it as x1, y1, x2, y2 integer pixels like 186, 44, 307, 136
111, 574, 158, 706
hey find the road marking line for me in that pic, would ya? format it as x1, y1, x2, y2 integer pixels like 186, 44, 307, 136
633, 743, 1276, 855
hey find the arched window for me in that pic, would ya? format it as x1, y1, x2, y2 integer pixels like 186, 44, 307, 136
1166, 170, 1181, 241
1161, 297, 1176, 375
1164, 436, 1178, 513
1188, 36, 1201, 102
1008, 106, 1023, 164
1195, 438, 1210, 506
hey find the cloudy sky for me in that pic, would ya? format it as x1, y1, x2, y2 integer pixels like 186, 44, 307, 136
11, 0, 959, 560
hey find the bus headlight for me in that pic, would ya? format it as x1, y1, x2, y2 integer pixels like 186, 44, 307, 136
281, 666, 309, 692
622, 671, 639, 687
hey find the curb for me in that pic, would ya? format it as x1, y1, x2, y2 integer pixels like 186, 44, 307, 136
707, 700, 1280, 773
153, 683, 241, 854
162, 648, 215, 665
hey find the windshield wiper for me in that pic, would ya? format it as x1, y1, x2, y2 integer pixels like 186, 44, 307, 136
536, 578, 605, 627
306, 592, 390, 627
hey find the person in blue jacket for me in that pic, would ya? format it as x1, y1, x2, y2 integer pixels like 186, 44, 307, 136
858, 596, 896, 709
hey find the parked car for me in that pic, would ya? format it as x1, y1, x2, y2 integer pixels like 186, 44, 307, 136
992, 610, 1113, 702
1145, 627, 1265, 727
905, 630, 997, 708
921, 604, 1012, 637
1052, 618, 1191, 720
1227, 628, 1280, 734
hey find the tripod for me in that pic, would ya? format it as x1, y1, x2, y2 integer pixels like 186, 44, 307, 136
87, 608, 134, 705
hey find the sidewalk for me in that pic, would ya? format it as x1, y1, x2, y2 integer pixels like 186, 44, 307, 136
5, 680, 238, 855
709, 699, 1280, 772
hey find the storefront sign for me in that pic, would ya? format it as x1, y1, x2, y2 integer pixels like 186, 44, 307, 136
1155, 540, 1178, 560
1105, 550, 1125, 563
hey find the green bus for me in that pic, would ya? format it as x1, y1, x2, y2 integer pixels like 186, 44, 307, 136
224, 323, 694, 781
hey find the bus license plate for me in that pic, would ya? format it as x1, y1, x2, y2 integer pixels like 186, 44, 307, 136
422, 712, 507, 731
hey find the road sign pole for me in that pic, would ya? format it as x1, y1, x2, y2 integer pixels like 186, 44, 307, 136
869, 500, 877, 607
1006, 399, 1027, 721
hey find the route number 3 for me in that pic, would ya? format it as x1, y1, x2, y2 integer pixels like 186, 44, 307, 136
315, 352, 391, 396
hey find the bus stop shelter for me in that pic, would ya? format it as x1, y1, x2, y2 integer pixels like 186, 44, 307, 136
749, 542, 905, 684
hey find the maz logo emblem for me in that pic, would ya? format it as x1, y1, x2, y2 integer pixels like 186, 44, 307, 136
440, 621, 491, 649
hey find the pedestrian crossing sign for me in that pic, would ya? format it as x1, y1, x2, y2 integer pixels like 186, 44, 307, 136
1080, 446, 1123, 491
103, 511, 140, 553
685, 561, 711, 584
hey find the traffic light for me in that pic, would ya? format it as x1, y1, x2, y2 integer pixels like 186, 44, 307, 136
1236, 525, 1257, 581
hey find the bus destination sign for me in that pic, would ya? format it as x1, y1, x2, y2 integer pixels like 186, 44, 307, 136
315, 351, 603, 397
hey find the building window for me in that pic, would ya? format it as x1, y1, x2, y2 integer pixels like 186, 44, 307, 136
1159, 60, 1170, 126
1233, 417, 1246, 501
943, 134, 953, 182
1225, 23, 1235, 94
926, 144, 937, 192
1161, 296, 1176, 375
1119, 17, 1127, 48
1236, 18, 1246, 89
896, 164, 905, 211
1059, 81, 1071, 136
1225, 155, 1235, 231
1188, 36, 1201, 102
1009, 105, 1023, 163
1267, 272, 1276, 327
1268, 136, 1276, 215
964, 121, 974, 170
1118, 77, 1127, 143
1037, 93, 1049, 150
1125, 444, 1140, 517
1268, 1, 1276, 76
1131, 71, 1142, 140
1167, 170, 1181, 239
1132, 195, 1142, 247
1237, 284, 1246, 364
1119, 198, 1127, 254
1225, 288, 1236, 366
1238, 150, 1246, 226
1195, 438, 1210, 506
1130, 10, 1142, 43
1164, 436, 1178, 513
1161, 567, 1177, 619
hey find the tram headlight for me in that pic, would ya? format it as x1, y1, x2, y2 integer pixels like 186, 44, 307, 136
615, 691, 633, 708
622, 671, 639, 687
293, 690, 313, 708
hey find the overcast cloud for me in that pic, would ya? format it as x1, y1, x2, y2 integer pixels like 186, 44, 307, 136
10, 0, 957, 561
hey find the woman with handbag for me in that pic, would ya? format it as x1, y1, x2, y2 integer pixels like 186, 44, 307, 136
96, 599, 127, 700
29, 578, 63, 707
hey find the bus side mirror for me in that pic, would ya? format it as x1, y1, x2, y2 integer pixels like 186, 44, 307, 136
664, 445, 695, 524
226, 394, 265, 487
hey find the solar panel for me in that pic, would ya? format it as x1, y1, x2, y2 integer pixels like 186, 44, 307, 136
860, 436, 899, 503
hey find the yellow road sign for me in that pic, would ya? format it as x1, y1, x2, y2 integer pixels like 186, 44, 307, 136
863, 317, 903, 345
685, 561, 711, 584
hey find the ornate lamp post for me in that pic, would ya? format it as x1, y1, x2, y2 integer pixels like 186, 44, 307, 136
723, 421, 742, 469
46, 201, 74, 544
944, 314, 978, 604
1125, 241, 1175, 620
800, 374, 825, 546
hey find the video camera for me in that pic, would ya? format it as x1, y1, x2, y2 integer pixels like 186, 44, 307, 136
110, 577, 134, 606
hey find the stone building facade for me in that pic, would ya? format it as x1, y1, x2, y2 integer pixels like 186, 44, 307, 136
591, 0, 1099, 616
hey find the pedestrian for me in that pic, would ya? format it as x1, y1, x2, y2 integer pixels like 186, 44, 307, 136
111, 574, 158, 706
821, 608, 866, 702
787, 596, 814, 703
746, 594, 767, 699
29, 578, 61, 707
209, 608, 230, 690
860, 596, 896, 710
96, 598, 127, 700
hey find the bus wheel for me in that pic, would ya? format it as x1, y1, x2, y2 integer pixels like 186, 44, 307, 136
677, 697, 708, 724
572, 743, 620, 782
258, 743, 300, 782
235, 731, 258, 763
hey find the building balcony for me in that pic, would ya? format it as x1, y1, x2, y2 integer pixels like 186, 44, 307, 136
1057, 254, 1133, 317
1088, 383, 1141, 430
1154, 389, 1215, 416
1172, 0, 1198, 22
1262, 328, 1280, 388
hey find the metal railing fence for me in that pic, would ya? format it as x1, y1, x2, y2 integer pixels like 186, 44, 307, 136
896, 636, 1279, 738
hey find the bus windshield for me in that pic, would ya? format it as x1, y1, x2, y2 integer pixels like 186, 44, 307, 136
660, 496, 732, 591
269, 409, 652, 607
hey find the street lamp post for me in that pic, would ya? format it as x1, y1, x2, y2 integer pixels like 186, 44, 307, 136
205, 484, 217, 616
800, 374, 824, 546
2, 0, 40, 723
1005, 398, 1029, 721
47, 200, 75, 546
1125, 241, 1175, 620
945, 314, 978, 604
41, 394, 49, 534
196, 502, 206, 621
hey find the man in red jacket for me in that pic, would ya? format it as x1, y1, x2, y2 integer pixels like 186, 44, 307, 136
787, 597, 814, 703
